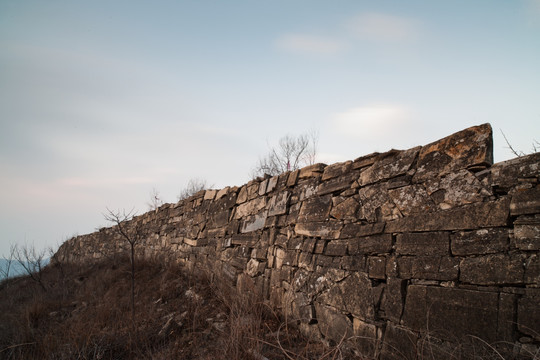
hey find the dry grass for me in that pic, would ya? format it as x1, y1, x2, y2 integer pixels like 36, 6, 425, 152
0, 257, 361, 360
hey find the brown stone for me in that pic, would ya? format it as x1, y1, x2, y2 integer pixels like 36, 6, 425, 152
489, 152, 540, 191
424, 169, 490, 209
460, 254, 524, 285
234, 197, 267, 219
298, 163, 326, 179
511, 187, 540, 216
411, 256, 459, 281
514, 215, 540, 250
325, 241, 348, 256
518, 289, 540, 341
402, 286, 503, 342
352, 152, 379, 169
352, 318, 380, 358
321, 160, 352, 181
380, 324, 418, 360
287, 169, 299, 187
383, 278, 407, 323
414, 123, 493, 182
317, 173, 356, 196
396, 232, 449, 256
385, 198, 510, 232
240, 211, 268, 233
341, 222, 385, 238
297, 195, 332, 223
315, 302, 353, 343
368, 256, 386, 279
319, 272, 374, 321
451, 228, 509, 255
330, 197, 359, 221
267, 191, 290, 216
294, 222, 342, 239
348, 234, 392, 255
359, 147, 420, 186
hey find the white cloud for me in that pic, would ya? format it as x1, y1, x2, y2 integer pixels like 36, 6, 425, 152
346, 13, 420, 42
275, 34, 347, 55
331, 104, 412, 139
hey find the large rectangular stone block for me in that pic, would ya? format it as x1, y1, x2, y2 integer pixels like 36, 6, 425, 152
294, 221, 342, 239
511, 187, 540, 216
348, 234, 392, 255
451, 228, 509, 255
460, 254, 524, 285
396, 232, 449, 256
402, 286, 505, 342
297, 194, 332, 222
385, 198, 510, 232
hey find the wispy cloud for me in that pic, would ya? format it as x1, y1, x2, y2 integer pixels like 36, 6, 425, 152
275, 34, 347, 55
346, 13, 420, 42
331, 104, 413, 139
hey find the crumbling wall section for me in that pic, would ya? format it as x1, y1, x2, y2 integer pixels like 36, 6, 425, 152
56, 124, 540, 359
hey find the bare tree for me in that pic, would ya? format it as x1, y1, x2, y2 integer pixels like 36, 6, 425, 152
13, 243, 48, 292
501, 129, 539, 157
147, 187, 163, 211
104, 208, 142, 322
177, 178, 209, 201
252, 131, 318, 178
0, 244, 16, 283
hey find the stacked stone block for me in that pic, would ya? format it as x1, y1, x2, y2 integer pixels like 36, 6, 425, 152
56, 124, 540, 359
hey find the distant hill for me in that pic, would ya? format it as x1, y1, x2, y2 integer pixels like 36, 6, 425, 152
0, 258, 50, 279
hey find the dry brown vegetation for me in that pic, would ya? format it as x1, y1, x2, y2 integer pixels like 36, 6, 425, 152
0, 256, 362, 360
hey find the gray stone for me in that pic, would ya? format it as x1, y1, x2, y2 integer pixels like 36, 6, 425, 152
358, 183, 401, 222
240, 211, 268, 233
388, 184, 436, 216
267, 191, 290, 216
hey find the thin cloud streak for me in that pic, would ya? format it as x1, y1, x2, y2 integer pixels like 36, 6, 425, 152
275, 34, 347, 55
346, 12, 421, 42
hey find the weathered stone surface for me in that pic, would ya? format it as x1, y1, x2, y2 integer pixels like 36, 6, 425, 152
380, 324, 418, 360
234, 197, 267, 219
267, 191, 290, 216
348, 234, 392, 255
321, 160, 352, 181
402, 286, 503, 342
358, 183, 401, 222
297, 195, 332, 223
294, 222, 342, 239
319, 272, 374, 320
245, 258, 265, 277
451, 228, 509, 255
240, 211, 268, 233
368, 256, 386, 279
518, 289, 540, 341
315, 302, 353, 342
460, 254, 524, 285
287, 169, 299, 187
489, 152, 540, 190
330, 197, 359, 220
383, 278, 406, 323
359, 147, 420, 186
325, 241, 347, 256
424, 169, 491, 209
352, 318, 380, 358
352, 152, 379, 169
388, 185, 436, 216
396, 232, 449, 256
385, 198, 510, 232
511, 187, 540, 216
341, 222, 385, 238
414, 123, 493, 182
411, 256, 459, 281
317, 173, 356, 196
514, 215, 540, 250
525, 254, 540, 285
230, 234, 259, 247
299, 163, 326, 179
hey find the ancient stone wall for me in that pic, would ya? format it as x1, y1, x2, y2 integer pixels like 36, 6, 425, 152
56, 124, 540, 359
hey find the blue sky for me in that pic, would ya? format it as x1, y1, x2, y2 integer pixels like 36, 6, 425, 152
1, 0, 539, 255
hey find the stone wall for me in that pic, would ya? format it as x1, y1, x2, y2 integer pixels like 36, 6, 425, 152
56, 124, 540, 359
